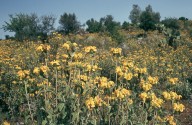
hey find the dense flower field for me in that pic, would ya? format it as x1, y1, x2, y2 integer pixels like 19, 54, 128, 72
0, 30, 192, 125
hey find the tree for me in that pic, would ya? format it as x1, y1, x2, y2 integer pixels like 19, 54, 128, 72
100, 15, 123, 43
59, 13, 80, 34
86, 18, 100, 33
38, 15, 56, 41
179, 17, 188, 21
139, 5, 160, 31
3, 13, 39, 41
102, 15, 121, 33
122, 21, 130, 30
161, 17, 180, 30
129, 4, 141, 24
3, 13, 56, 41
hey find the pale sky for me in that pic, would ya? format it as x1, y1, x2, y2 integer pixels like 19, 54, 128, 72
0, 0, 192, 39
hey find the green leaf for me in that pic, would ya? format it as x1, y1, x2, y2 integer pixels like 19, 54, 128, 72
42, 120, 47, 125
57, 103, 65, 112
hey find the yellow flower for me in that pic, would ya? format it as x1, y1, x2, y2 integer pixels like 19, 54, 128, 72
46, 45, 51, 51
162, 91, 171, 100
17, 70, 25, 80
148, 76, 158, 84
36, 44, 43, 51
84, 46, 97, 53
85, 97, 95, 110
79, 75, 88, 82
107, 81, 114, 88
33, 67, 40, 75
63, 43, 70, 50
50, 60, 60, 66
151, 97, 163, 108
169, 78, 179, 85
124, 73, 133, 81
3, 121, 10, 125
94, 96, 103, 107
86, 64, 92, 72
98, 77, 114, 89
139, 68, 147, 74
128, 98, 133, 105
40, 65, 49, 74
139, 92, 148, 102
121, 88, 131, 96
74, 52, 83, 60
12, 81, 17, 84
115, 66, 123, 76
23, 70, 30, 75
170, 91, 182, 100
165, 115, 176, 125
114, 89, 124, 99
173, 103, 185, 112
72, 42, 78, 47
140, 83, 152, 91
110, 48, 122, 55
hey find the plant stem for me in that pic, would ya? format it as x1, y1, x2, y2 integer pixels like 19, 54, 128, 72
24, 81, 34, 123
55, 68, 58, 106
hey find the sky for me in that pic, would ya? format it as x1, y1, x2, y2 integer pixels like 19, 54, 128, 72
0, 0, 192, 39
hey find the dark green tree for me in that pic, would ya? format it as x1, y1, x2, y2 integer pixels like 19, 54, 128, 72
86, 18, 100, 33
178, 17, 188, 21
3, 13, 56, 41
129, 4, 141, 24
38, 15, 56, 41
97, 15, 121, 34
161, 17, 180, 30
122, 21, 130, 30
3, 13, 39, 41
59, 13, 80, 34
100, 15, 123, 44
139, 5, 160, 31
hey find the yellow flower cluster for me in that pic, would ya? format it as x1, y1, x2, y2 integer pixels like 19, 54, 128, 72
168, 77, 179, 85
62, 43, 70, 50
147, 76, 158, 85
37, 80, 51, 87
113, 88, 131, 99
36, 44, 51, 52
139, 79, 152, 91
162, 91, 182, 101
115, 66, 123, 76
173, 102, 185, 112
40, 65, 49, 76
78, 75, 88, 82
94, 96, 103, 107
164, 115, 176, 125
170, 91, 182, 100
74, 52, 83, 60
110, 48, 122, 55
50, 60, 60, 66
85, 64, 101, 72
17, 70, 30, 80
162, 91, 171, 100
85, 97, 95, 110
124, 73, 133, 81
62, 41, 78, 51
139, 92, 148, 102
33, 67, 40, 75
84, 46, 97, 53
150, 93, 164, 108
85, 96, 103, 110
139, 67, 147, 74
94, 77, 114, 89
